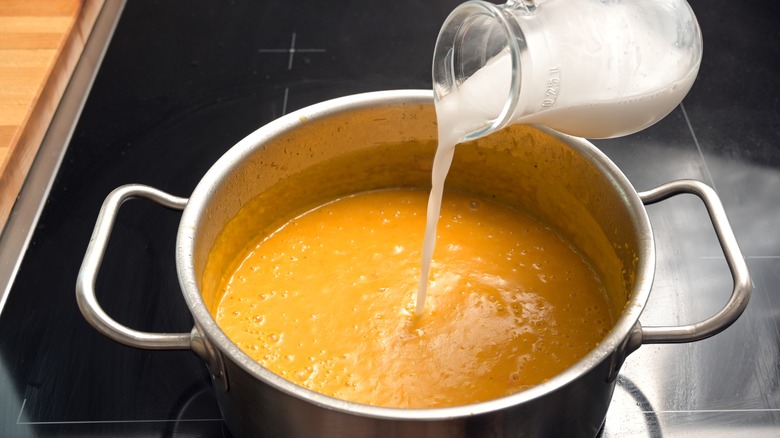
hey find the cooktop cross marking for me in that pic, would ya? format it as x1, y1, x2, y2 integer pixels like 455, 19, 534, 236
257, 32, 326, 70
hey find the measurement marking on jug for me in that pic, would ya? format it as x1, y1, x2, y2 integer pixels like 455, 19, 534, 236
541, 67, 561, 108
257, 32, 327, 70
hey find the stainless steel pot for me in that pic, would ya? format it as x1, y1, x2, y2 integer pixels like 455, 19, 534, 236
76, 90, 751, 438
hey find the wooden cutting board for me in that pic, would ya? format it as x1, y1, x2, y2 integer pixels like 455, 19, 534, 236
0, 0, 103, 233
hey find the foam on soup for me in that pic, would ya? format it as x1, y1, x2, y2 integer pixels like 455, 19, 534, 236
211, 188, 612, 408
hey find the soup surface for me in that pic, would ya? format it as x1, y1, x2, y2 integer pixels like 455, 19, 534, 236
213, 188, 613, 408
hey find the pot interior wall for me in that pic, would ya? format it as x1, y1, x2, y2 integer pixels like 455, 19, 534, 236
194, 99, 642, 321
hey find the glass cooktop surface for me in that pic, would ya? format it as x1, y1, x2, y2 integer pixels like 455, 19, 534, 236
1, 0, 779, 436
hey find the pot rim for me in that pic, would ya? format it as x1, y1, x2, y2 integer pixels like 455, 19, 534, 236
176, 89, 655, 420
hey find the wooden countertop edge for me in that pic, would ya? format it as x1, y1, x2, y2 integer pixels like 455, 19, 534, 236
0, 0, 105, 234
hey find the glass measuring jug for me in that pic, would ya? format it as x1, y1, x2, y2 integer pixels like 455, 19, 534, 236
432, 0, 703, 140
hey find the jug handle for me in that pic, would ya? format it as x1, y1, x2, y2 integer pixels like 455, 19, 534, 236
637, 179, 752, 345
76, 184, 192, 350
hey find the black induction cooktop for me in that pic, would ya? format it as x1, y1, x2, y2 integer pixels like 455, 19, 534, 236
1, 0, 779, 436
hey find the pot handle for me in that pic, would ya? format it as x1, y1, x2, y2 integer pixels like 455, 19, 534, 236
76, 184, 192, 350
637, 179, 752, 344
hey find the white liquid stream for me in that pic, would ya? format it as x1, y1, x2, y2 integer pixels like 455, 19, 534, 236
416, 3, 698, 314
415, 57, 505, 316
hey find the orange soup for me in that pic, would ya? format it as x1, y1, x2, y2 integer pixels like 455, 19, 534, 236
213, 188, 613, 408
